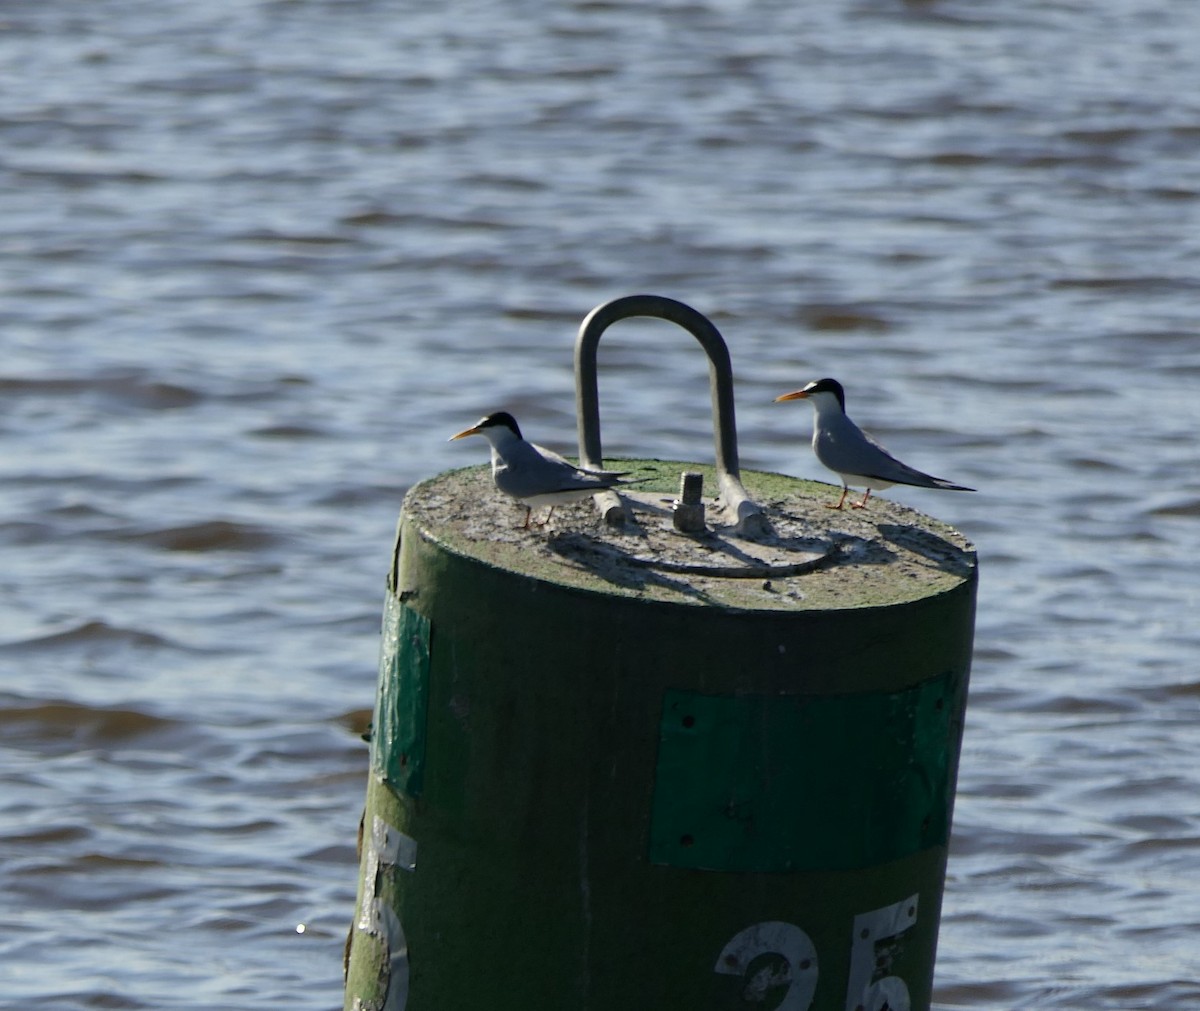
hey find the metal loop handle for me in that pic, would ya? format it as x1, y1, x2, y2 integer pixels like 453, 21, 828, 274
574, 294, 766, 534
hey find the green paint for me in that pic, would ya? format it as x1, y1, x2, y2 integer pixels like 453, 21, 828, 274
649, 669, 962, 872
346, 464, 978, 1011
371, 597, 431, 797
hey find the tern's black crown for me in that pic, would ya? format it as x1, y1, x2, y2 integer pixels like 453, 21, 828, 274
806, 378, 846, 412
478, 411, 522, 439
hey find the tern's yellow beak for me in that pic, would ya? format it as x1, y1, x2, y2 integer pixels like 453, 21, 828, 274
448, 424, 483, 442
773, 389, 810, 402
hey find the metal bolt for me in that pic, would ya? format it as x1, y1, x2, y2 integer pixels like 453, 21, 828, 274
673, 471, 706, 533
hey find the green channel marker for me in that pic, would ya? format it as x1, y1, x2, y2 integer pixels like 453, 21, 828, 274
345, 458, 976, 1011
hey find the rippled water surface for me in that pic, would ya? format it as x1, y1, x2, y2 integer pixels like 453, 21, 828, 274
2, 1, 1199, 1008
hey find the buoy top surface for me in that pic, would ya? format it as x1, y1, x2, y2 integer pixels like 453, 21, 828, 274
404, 460, 976, 612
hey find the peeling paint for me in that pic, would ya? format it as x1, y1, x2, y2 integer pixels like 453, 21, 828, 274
353, 816, 416, 1011
378, 904, 410, 1011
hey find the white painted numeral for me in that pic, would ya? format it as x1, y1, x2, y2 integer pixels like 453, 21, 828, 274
714, 894, 918, 1010
844, 894, 918, 1011
714, 921, 819, 1009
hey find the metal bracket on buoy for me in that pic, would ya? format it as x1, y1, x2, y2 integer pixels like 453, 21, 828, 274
574, 294, 768, 535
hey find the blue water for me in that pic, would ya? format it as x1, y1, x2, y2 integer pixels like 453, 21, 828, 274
1, 1, 1198, 1007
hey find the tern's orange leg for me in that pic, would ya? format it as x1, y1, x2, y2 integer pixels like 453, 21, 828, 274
824, 486, 849, 510
851, 489, 872, 510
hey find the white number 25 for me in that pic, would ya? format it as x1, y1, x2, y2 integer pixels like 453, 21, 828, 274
713, 894, 918, 1011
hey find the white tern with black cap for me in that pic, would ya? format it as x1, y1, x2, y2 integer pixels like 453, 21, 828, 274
774, 378, 975, 510
449, 411, 639, 528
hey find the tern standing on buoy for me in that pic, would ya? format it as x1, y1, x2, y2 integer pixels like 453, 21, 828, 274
774, 378, 975, 510
449, 411, 637, 528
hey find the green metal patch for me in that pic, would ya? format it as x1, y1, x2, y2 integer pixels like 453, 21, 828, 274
371, 595, 431, 798
649, 670, 961, 872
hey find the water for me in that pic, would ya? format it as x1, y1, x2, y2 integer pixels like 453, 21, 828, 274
2, 1, 1198, 1007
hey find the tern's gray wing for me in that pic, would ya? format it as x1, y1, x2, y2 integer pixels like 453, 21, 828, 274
818, 415, 972, 490
494, 440, 627, 499
528, 442, 631, 480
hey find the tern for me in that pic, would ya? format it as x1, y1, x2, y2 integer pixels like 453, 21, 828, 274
449, 411, 637, 528
774, 378, 975, 509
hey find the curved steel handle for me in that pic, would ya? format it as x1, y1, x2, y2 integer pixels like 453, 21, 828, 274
574, 294, 766, 534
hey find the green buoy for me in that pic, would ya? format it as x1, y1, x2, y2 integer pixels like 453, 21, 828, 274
345, 296, 977, 1011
